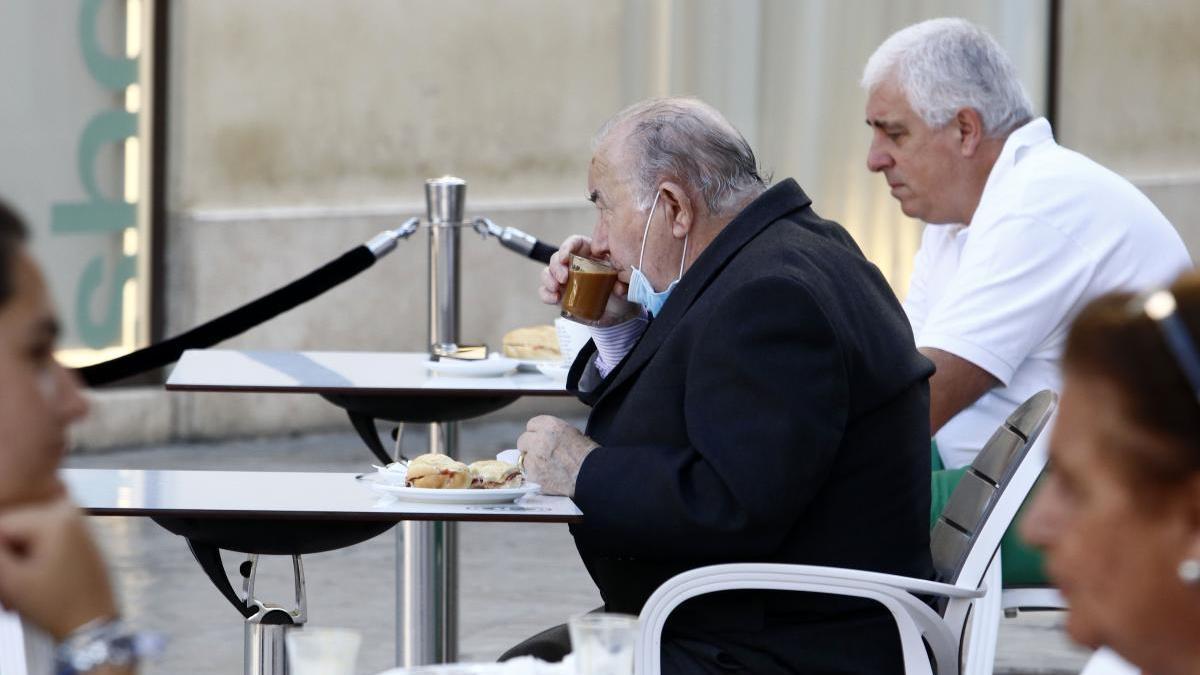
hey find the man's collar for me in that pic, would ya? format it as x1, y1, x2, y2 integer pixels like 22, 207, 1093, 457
969, 117, 1054, 226
996, 117, 1054, 169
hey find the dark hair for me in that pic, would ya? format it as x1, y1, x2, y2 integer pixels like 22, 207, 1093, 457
0, 198, 29, 307
1064, 272, 1200, 483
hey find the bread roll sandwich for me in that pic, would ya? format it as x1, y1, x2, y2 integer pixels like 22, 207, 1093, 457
405, 453, 471, 489
502, 325, 560, 361
469, 460, 525, 489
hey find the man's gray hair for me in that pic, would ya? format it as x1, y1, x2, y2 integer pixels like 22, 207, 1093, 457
594, 97, 766, 215
861, 18, 1034, 137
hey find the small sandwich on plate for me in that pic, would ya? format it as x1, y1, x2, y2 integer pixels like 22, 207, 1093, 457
469, 460, 525, 489
404, 453, 471, 489
502, 325, 561, 361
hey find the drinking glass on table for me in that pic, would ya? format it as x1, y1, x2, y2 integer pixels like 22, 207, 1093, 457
568, 613, 638, 674
286, 627, 361, 675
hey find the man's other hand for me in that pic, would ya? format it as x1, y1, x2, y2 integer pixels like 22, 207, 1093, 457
518, 415, 598, 497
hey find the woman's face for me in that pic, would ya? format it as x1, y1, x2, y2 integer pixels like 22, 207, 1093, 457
0, 250, 88, 506
1021, 370, 1200, 662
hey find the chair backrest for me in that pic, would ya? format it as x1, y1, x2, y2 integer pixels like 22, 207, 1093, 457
930, 390, 1057, 586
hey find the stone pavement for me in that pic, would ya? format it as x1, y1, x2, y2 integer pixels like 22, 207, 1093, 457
64, 419, 1091, 674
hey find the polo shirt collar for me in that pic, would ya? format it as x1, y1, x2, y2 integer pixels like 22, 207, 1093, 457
972, 117, 1054, 225
991, 117, 1053, 176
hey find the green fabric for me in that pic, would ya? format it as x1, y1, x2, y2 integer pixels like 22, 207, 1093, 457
929, 468, 1048, 586
930, 439, 945, 472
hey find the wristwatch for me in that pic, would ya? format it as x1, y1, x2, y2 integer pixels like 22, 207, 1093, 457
54, 617, 151, 674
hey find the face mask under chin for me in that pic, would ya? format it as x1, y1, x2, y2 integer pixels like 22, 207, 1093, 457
627, 190, 688, 317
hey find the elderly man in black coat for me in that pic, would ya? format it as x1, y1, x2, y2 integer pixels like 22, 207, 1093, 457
510, 97, 935, 674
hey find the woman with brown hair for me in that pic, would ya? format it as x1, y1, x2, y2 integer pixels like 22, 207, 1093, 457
0, 199, 138, 675
1022, 272, 1200, 674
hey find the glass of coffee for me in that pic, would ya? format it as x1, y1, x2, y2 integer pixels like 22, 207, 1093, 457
561, 255, 619, 324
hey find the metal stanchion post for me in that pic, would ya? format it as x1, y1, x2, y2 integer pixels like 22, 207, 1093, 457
399, 177, 466, 666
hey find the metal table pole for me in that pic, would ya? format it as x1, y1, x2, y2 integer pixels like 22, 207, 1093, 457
399, 421, 458, 665
398, 177, 465, 666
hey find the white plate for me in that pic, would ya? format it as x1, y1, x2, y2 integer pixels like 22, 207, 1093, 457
535, 362, 571, 381
423, 356, 519, 377
364, 476, 541, 504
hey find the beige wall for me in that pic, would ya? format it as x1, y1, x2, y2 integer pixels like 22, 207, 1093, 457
169, 0, 625, 209
1058, 0, 1200, 257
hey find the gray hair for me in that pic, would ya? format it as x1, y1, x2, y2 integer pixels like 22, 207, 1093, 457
594, 97, 766, 215
861, 18, 1034, 137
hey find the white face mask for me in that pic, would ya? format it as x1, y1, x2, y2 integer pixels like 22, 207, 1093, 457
626, 190, 688, 317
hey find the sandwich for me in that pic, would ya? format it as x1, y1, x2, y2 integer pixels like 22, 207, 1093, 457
404, 453, 471, 489
469, 460, 525, 489
501, 325, 560, 361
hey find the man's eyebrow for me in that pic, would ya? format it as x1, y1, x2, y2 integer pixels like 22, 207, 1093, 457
866, 118, 903, 131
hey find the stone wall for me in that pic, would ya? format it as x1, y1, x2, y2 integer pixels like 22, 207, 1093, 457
1059, 0, 1200, 257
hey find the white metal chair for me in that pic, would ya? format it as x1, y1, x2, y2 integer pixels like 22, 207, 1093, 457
636, 390, 1058, 675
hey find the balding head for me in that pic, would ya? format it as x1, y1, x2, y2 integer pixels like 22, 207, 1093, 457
594, 97, 766, 217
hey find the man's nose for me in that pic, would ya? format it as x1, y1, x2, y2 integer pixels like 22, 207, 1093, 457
866, 143, 892, 173
590, 222, 609, 257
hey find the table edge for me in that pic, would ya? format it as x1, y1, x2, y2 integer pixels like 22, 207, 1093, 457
164, 383, 572, 397
82, 506, 582, 524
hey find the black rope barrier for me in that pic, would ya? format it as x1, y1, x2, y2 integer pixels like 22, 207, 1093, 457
78, 245, 378, 387
76, 221, 560, 388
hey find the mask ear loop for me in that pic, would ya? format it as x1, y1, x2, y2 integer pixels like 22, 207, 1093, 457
675, 233, 689, 282
1136, 289, 1200, 403
637, 190, 663, 272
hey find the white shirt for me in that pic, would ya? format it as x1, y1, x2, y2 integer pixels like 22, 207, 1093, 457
906, 118, 1192, 469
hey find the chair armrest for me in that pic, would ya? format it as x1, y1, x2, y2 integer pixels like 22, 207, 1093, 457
636, 563, 973, 675
712, 563, 986, 599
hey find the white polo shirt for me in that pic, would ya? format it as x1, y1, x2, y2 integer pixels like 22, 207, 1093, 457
906, 118, 1192, 469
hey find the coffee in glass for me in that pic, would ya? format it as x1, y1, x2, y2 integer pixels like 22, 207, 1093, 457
561, 255, 618, 324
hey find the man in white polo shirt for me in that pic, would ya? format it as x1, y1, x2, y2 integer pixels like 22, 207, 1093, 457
863, 17, 1192, 470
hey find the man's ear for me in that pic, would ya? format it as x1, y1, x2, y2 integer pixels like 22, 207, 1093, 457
956, 107, 986, 158
659, 181, 694, 239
